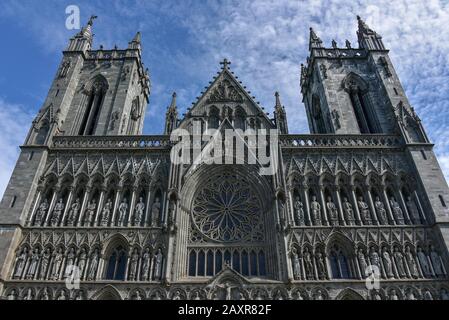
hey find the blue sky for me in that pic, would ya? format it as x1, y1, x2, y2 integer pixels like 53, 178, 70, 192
0, 0, 449, 197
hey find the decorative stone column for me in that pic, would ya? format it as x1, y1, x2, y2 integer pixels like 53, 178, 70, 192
77, 186, 91, 226
144, 188, 152, 227
111, 183, 123, 226
381, 186, 395, 225
414, 191, 428, 224
127, 185, 138, 226
301, 186, 311, 226
61, 185, 74, 226
319, 186, 329, 226
397, 187, 412, 224
366, 187, 379, 225
44, 187, 59, 226
28, 185, 43, 225
94, 185, 106, 226
333, 186, 345, 225
350, 186, 362, 225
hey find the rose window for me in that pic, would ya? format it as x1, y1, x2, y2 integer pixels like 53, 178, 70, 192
192, 172, 264, 242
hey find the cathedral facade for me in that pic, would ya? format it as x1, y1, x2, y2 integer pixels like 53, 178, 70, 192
0, 16, 449, 300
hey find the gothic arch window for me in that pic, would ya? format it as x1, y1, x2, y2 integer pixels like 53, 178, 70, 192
312, 95, 326, 133
79, 76, 108, 136
328, 244, 352, 279
208, 106, 220, 130
105, 245, 128, 280
35, 121, 50, 144
343, 73, 380, 134
234, 107, 246, 130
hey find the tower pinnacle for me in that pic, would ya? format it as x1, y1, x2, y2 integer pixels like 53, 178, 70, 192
309, 27, 323, 50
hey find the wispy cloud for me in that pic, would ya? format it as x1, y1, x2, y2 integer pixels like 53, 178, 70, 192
0, 98, 33, 198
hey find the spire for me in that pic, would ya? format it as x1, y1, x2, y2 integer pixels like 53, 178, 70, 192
275, 91, 282, 109
77, 15, 97, 39
356, 15, 385, 50
274, 92, 288, 134
357, 15, 375, 35
128, 31, 142, 51
165, 92, 178, 135
168, 92, 177, 110
309, 27, 323, 50
67, 15, 97, 52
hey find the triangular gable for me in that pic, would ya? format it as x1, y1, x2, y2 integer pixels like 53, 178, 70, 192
180, 64, 274, 127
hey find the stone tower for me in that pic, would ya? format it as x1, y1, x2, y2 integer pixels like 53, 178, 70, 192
0, 16, 448, 301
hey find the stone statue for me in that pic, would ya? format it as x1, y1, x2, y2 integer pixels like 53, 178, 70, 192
406, 196, 421, 224
406, 289, 417, 300
57, 291, 67, 300
39, 248, 51, 280
417, 246, 431, 277
389, 289, 399, 300
372, 291, 382, 300
314, 289, 325, 300
75, 291, 84, 300
342, 197, 355, 225
51, 198, 64, 226
357, 249, 368, 277
101, 198, 112, 226
35, 198, 49, 225
78, 248, 87, 278
133, 291, 144, 300
293, 197, 304, 226
141, 248, 151, 281
393, 247, 406, 278
192, 291, 202, 300
172, 290, 182, 300
51, 247, 64, 280
66, 247, 76, 270
26, 248, 40, 279
24, 288, 34, 300
118, 198, 129, 226
84, 199, 97, 226
405, 246, 419, 278
429, 245, 445, 277
152, 248, 163, 280
303, 247, 314, 279
87, 249, 100, 280
374, 196, 387, 224
382, 247, 394, 278
13, 247, 28, 279
291, 248, 302, 280
390, 197, 404, 224
369, 247, 380, 269
7, 289, 18, 300
129, 248, 140, 281
316, 251, 327, 279
66, 198, 80, 226
326, 196, 339, 226
357, 196, 371, 225
134, 197, 145, 226
151, 197, 161, 226
310, 196, 321, 226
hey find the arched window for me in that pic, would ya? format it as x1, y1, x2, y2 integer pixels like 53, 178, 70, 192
35, 122, 50, 144
234, 107, 246, 130
106, 246, 127, 280
79, 76, 108, 136
311, 95, 326, 133
343, 73, 380, 134
208, 106, 220, 130
329, 245, 352, 279
188, 250, 196, 277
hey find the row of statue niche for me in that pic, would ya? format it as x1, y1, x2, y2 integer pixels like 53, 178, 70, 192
372, 288, 449, 300
12, 245, 164, 282
292, 193, 423, 226
290, 247, 328, 280
33, 195, 163, 227
7, 288, 85, 300
290, 244, 446, 281
12, 246, 101, 281
358, 245, 446, 279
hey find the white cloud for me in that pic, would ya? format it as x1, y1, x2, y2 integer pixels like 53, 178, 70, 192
0, 98, 33, 198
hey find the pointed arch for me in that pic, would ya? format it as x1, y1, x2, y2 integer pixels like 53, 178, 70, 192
91, 285, 123, 300
342, 72, 380, 133
78, 74, 109, 136
336, 288, 365, 300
